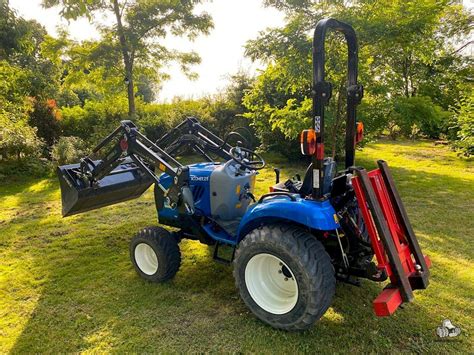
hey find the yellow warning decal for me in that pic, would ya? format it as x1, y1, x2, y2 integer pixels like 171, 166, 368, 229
236, 185, 241, 195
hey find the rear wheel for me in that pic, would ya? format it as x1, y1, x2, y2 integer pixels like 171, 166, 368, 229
233, 224, 335, 330
130, 227, 181, 282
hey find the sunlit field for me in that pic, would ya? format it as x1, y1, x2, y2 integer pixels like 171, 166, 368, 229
1, 140, 473, 353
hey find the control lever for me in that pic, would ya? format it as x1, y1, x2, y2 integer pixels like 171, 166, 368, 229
247, 191, 256, 202
243, 184, 256, 202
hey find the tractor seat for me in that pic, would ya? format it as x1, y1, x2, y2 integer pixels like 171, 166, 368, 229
271, 159, 336, 197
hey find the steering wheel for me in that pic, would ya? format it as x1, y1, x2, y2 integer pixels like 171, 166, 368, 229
221, 131, 250, 149
229, 146, 266, 170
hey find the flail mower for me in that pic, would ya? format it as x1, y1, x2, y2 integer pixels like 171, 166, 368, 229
58, 18, 431, 330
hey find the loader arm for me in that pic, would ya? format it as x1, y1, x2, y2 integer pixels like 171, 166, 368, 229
156, 117, 250, 162
58, 120, 194, 217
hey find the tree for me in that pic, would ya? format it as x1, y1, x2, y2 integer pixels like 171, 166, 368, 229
210, 72, 255, 137
0, 1, 61, 99
0, 61, 44, 161
243, 0, 472, 156
28, 98, 63, 146
43, 0, 213, 118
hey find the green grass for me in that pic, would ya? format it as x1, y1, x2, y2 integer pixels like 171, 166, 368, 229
1, 140, 473, 353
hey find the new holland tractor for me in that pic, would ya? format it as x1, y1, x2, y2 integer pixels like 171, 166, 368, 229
58, 18, 431, 330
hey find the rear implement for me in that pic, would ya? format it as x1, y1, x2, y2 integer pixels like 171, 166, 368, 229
352, 161, 431, 316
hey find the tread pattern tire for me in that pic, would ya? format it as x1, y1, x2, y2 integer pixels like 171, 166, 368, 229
233, 223, 335, 331
130, 226, 181, 282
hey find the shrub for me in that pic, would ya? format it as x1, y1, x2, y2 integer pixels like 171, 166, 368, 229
392, 96, 449, 138
449, 93, 473, 157
28, 98, 63, 147
51, 136, 87, 165
0, 114, 44, 161
0, 157, 53, 179
60, 95, 130, 144
137, 98, 215, 142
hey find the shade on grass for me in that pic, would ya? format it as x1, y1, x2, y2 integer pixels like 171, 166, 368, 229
0, 140, 473, 352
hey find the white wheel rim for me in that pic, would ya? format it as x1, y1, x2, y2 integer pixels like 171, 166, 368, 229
245, 253, 298, 314
135, 243, 158, 275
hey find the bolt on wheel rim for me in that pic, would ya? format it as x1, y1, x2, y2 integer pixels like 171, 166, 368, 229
245, 253, 298, 314
135, 243, 158, 275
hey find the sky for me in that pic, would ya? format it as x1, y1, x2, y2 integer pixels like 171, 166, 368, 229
9, 0, 473, 102
9, 0, 285, 102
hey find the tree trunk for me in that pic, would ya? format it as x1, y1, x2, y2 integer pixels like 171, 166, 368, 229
125, 63, 135, 117
400, 56, 409, 98
112, 0, 136, 118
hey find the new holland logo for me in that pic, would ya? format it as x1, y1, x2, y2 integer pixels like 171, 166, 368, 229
190, 175, 209, 182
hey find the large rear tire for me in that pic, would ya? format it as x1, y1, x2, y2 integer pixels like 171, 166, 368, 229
233, 224, 335, 331
130, 227, 181, 282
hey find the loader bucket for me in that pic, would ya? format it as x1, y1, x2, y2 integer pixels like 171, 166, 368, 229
58, 160, 154, 217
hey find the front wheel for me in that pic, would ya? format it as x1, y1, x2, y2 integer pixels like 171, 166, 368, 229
233, 224, 335, 330
130, 227, 181, 282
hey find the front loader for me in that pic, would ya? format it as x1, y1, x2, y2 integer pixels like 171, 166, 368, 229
57, 18, 430, 330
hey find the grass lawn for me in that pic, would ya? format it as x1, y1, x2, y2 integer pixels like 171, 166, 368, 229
1, 140, 473, 353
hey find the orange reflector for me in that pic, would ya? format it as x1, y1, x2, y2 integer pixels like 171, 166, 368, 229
356, 121, 364, 144
300, 129, 316, 155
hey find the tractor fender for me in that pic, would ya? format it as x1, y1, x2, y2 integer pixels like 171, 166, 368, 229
237, 195, 339, 240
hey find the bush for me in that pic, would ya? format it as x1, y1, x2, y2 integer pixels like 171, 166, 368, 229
449, 93, 473, 157
0, 157, 53, 179
392, 96, 449, 138
51, 136, 87, 165
28, 98, 63, 147
137, 98, 216, 142
60, 95, 130, 144
0, 114, 44, 161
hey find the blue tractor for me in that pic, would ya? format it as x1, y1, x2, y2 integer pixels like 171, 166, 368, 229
58, 19, 430, 330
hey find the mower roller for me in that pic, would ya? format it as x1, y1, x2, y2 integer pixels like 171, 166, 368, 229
57, 18, 430, 330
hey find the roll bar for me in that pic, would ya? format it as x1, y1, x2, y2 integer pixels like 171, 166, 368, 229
311, 18, 363, 199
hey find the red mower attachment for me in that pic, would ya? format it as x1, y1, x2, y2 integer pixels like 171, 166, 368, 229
352, 160, 431, 317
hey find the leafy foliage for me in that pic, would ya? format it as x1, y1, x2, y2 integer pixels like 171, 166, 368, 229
449, 92, 474, 157
0, 114, 44, 161
243, 0, 472, 157
28, 98, 63, 147
392, 96, 449, 139
60, 95, 131, 144
137, 73, 255, 144
42, 0, 214, 116
51, 136, 87, 165
0, 60, 44, 162
0, 0, 472, 176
